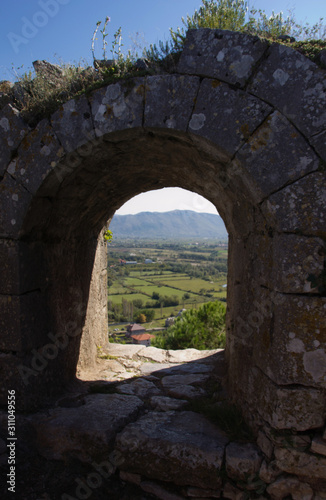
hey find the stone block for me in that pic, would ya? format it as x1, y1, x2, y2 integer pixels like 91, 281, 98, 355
150, 396, 187, 411
51, 95, 95, 152
275, 447, 326, 480
0, 104, 29, 176
225, 442, 263, 481
254, 295, 326, 388
161, 373, 209, 399
33, 60, 64, 83
103, 343, 144, 358
310, 129, 326, 160
117, 378, 161, 398
144, 75, 200, 131
186, 486, 221, 497
257, 431, 274, 460
228, 283, 273, 355
0, 239, 20, 294
227, 234, 273, 290
120, 470, 141, 485
0, 239, 46, 295
188, 79, 271, 157
0, 82, 13, 112
140, 481, 185, 500
296, 435, 313, 450
140, 362, 177, 375
266, 475, 313, 500
166, 348, 222, 363
90, 78, 145, 137
115, 411, 228, 489
311, 435, 326, 456
249, 368, 325, 431
0, 352, 50, 410
249, 43, 326, 138
0, 174, 32, 237
223, 482, 246, 500
178, 29, 268, 88
137, 346, 167, 363
0, 291, 49, 351
235, 111, 319, 202
262, 172, 326, 238
32, 393, 143, 462
7, 118, 65, 194
259, 460, 281, 484
270, 234, 325, 294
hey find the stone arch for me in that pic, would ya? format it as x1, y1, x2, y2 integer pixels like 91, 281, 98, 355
0, 29, 325, 437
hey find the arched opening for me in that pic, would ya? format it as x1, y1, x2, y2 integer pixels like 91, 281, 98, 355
105, 187, 228, 350
20, 126, 260, 412
1, 32, 323, 435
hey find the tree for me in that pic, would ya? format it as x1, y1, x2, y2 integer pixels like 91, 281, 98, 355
134, 309, 155, 322
152, 301, 226, 350
132, 299, 144, 309
136, 313, 147, 323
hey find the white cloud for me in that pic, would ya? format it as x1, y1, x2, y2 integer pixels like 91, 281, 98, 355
116, 188, 218, 215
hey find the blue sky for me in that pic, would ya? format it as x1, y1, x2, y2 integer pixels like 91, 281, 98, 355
1, 0, 324, 214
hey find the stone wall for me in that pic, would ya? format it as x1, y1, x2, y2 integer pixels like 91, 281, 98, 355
0, 28, 325, 497
77, 232, 108, 371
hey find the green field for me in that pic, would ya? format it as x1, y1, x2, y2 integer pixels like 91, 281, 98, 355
122, 274, 227, 296
148, 273, 189, 281
107, 239, 228, 327
124, 277, 153, 286
147, 277, 222, 293
108, 293, 156, 305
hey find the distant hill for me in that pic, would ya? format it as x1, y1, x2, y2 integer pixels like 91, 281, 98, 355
109, 210, 228, 239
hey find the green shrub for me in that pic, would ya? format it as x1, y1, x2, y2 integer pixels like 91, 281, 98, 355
152, 300, 226, 350
168, 0, 326, 51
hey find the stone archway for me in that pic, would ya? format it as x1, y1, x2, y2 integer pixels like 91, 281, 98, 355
0, 29, 325, 442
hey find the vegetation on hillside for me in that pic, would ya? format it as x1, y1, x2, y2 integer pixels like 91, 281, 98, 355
152, 301, 226, 350
147, 0, 326, 63
3, 0, 325, 125
109, 211, 228, 239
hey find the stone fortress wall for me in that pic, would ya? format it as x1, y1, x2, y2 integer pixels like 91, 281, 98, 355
0, 29, 325, 498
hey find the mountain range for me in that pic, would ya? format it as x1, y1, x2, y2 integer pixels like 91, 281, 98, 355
109, 210, 228, 239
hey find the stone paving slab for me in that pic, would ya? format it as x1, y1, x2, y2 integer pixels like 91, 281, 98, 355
161, 373, 210, 389
115, 410, 229, 489
140, 362, 178, 375
150, 396, 188, 412
103, 343, 144, 358
117, 378, 161, 398
137, 346, 168, 363
163, 384, 207, 400
166, 348, 223, 363
30, 393, 144, 462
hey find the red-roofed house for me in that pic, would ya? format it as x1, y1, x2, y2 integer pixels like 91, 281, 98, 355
131, 333, 155, 347
126, 323, 146, 337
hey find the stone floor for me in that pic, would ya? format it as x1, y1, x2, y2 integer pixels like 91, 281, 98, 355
1, 344, 322, 499
31, 344, 266, 499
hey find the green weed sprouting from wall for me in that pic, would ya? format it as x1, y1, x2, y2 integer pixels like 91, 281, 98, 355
104, 229, 113, 243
